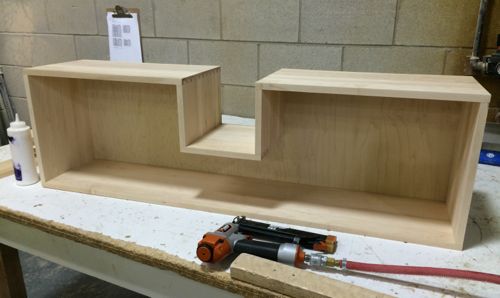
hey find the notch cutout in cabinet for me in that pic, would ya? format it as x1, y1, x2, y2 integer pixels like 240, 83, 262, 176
25, 61, 490, 249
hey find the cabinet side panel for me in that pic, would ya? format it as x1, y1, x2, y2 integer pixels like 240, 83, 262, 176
259, 90, 282, 157
446, 103, 473, 214
448, 102, 488, 249
180, 69, 221, 147
26, 77, 94, 181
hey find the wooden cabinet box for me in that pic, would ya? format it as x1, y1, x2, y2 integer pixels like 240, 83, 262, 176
25, 60, 490, 249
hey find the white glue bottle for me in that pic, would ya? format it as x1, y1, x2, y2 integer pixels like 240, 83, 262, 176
7, 114, 39, 185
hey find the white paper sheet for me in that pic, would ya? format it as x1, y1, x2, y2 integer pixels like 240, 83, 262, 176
106, 12, 142, 62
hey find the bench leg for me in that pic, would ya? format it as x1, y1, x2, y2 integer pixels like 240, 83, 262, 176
0, 244, 27, 298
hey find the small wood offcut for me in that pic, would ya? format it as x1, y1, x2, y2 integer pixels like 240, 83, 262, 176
24, 60, 490, 249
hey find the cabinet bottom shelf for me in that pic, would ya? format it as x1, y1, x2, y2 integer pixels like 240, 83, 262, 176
45, 160, 458, 249
183, 124, 258, 160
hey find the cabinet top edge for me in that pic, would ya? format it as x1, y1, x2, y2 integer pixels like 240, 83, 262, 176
256, 69, 491, 103
24, 60, 220, 84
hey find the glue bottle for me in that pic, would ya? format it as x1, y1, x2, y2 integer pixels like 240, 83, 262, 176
7, 114, 39, 185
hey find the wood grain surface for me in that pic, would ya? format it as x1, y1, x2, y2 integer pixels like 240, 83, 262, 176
0, 160, 13, 179
24, 61, 489, 249
257, 68, 490, 102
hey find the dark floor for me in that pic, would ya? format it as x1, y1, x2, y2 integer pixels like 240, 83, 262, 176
19, 251, 147, 298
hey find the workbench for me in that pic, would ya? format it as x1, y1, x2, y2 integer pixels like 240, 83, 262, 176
0, 141, 499, 297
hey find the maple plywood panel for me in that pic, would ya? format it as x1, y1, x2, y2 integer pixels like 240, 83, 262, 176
25, 61, 490, 249
258, 90, 282, 157
179, 68, 221, 147
447, 102, 488, 249
185, 124, 256, 159
85, 80, 177, 166
272, 92, 463, 201
45, 160, 456, 248
79, 81, 461, 201
257, 68, 490, 102
25, 60, 219, 85
0, 160, 13, 178
26, 76, 94, 182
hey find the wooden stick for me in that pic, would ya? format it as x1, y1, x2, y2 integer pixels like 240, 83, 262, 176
230, 254, 391, 298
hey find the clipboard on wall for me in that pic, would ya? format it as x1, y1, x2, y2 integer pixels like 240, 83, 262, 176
106, 6, 143, 62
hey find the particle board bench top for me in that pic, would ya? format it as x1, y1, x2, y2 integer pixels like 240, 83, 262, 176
0, 145, 499, 297
24, 60, 219, 85
257, 69, 491, 102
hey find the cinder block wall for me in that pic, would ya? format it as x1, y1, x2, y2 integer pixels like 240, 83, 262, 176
0, 0, 499, 124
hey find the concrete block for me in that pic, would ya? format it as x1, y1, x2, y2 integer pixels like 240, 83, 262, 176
95, 0, 155, 37
484, 0, 500, 48
301, 0, 397, 44
221, 0, 299, 42
259, 44, 342, 78
154, 0, 220, 39
10, 97, 31, 126
1, 66, 26, 98
395, 0, 481, 47
46, 0, 97, 34
221, 85, 255, 118
142, 38, 188, 64
189, 41, 257, 86
0, 0, 49, 33
75, 36, 109, 60
32, 35, 76, 66
0, 34, 76, 66
343, 46, 445, 74
443, 49, 471, 76
0, 34, 33, 66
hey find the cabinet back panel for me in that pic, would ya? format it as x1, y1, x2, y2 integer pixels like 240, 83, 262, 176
40, 79, 463, 201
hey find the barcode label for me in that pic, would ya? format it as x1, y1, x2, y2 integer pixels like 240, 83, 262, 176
112, 24, 122, 37
113, 38, 122, 47
123, 25, 131, 33
124, 39, 131, 47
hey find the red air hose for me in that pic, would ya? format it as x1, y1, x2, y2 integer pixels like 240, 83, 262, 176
346, 261, 500, 284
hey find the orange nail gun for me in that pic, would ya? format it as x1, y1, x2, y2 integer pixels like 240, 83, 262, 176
196, 216, 337, 267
